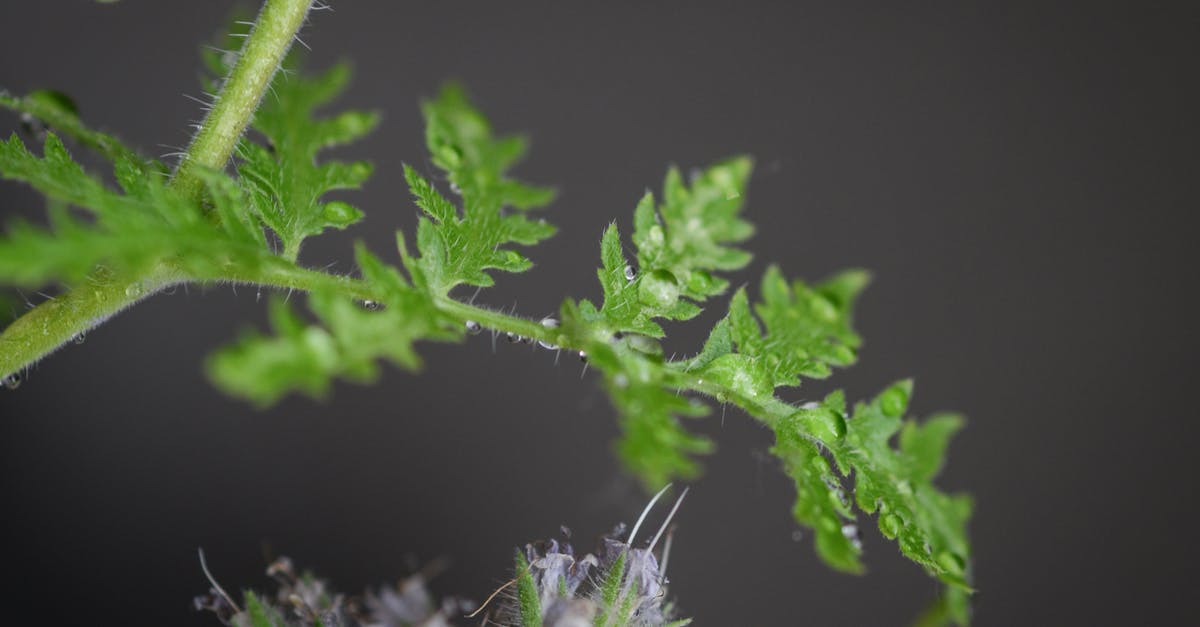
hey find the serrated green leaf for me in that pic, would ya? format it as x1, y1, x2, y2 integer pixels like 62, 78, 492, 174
593, 158, 754, 337
596, 223, 664, 337
0, 89, 156, 171
208, 246, 459, 405
829, 381, 973, 590
235, 60, 379, 258
772, 390, 862, 573
724, 266, 867, 389
608, 363, 713, 491
632, 157, 754, 297
406, 84, 556, 295
423, 82, 555, 210
0, 133, 271, 287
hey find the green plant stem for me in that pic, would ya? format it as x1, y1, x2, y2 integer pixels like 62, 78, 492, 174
212, 265, 792, 427
0, 266, 178, 377
0, 0, 313, 380
171, 0, 314, 200
0, 246, 795, 432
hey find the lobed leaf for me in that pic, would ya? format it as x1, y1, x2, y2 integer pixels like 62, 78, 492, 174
592, 157, 755, 338
712, 266, 868, 389
0, 89, 157, 171
827, 381, 973, 590
407, 84, 556, 295
0, 133, 270, 287
207, 246, 458, 406
235, 61, 379, 258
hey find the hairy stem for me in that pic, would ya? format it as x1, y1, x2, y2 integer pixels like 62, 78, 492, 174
0, 0, 313, 380
172, 0, 313, 200
0, 267, 178, 377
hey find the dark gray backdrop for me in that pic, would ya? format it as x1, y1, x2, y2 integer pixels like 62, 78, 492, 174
0, 1, 1195, 625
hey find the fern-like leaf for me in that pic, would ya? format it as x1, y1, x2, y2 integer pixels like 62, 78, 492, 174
0, 132, 268, 287
407, 84, 556, 295
236, 62, 378, 259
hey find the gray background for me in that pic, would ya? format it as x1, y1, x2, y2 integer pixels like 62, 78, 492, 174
0, 1, 1195, 625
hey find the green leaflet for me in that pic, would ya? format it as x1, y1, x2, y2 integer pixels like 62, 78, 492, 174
605, 358, 713, 491
0, 89, 154, 170
197, 16, 379, 260
207, 82, 561, 403
408, 84, 556, 295
828, 381, 973, 590
235, 61, 378, 259
586, 158, 755, 338
207, 245, 458, 406
606, 265, 868, 497
717, 266, 868, 388
772, 390, 862, 573
633, 157, 754, 296
0, 132, 268, 287
422, 83, 555, 211
593, 253, 972, 612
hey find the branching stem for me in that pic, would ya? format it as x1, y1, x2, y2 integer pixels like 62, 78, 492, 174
0, 0, 313, 380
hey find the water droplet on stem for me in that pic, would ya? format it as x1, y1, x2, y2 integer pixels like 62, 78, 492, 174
538, 317, 559, 349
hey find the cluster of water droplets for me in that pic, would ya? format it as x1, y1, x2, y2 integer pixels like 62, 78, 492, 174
461, 313, 594, 368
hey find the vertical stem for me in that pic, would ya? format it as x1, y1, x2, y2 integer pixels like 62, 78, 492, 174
171, 0, 313, 200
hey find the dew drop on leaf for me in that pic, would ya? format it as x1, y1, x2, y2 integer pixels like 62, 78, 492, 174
624, 264, 636, 281
465, 320, 482, 335
879, 513, 903, 539
359, 300, 384, 311
3, 373, 21, 390
937, 551, 967, 576
879, 384, 909, 418
73, 332, 86, 345
797, 407, 847, 442
321, 201, 362, 228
